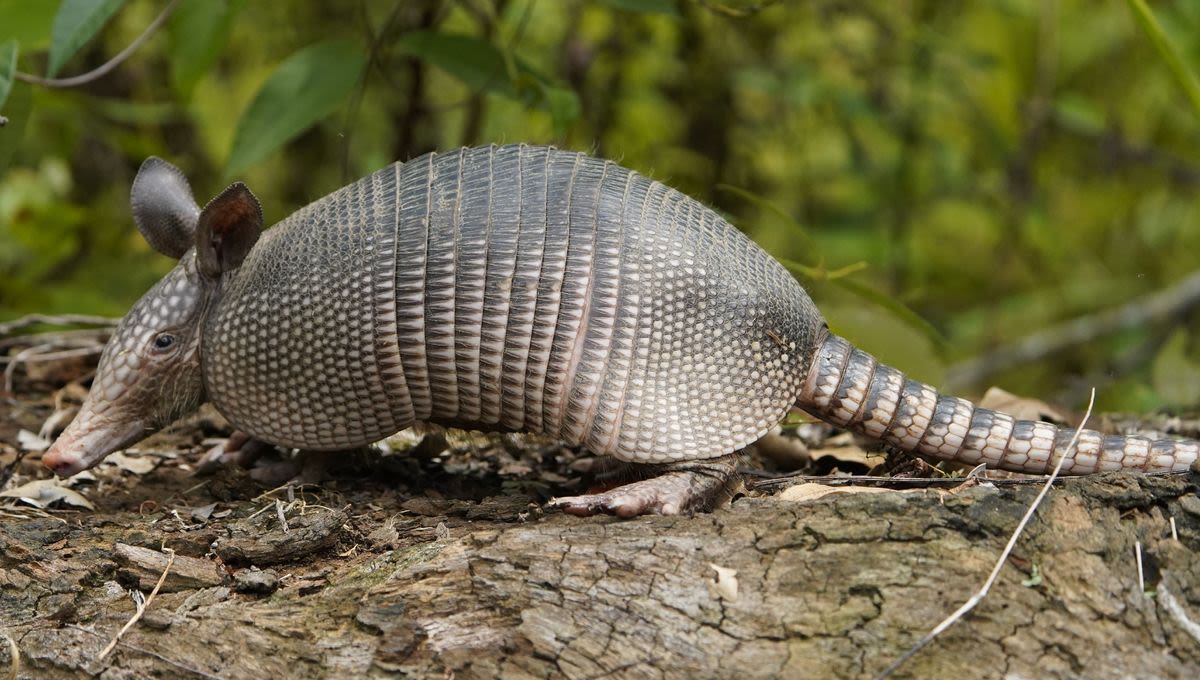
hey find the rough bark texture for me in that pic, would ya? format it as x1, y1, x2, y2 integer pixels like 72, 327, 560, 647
2, 463, 1200, 679
2, 364, 1200, 678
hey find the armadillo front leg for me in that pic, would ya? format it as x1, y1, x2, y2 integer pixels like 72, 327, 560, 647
549, 453, 741, 517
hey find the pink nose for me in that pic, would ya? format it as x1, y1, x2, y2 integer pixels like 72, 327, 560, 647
42, 449, 82, 477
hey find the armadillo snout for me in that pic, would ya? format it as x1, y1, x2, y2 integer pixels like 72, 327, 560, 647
42, 415, 148, 477
41, 448, 85, 477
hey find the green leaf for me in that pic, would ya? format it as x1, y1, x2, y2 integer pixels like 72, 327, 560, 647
600, 0, 679, 15
1021, 564, 1042, 588
781, 258, 947, 350
168, 0, 241, 98
395, 31, 580, 134
715, 183, 816, 255
542, 85, 580, 136
1126, 0, 1200, 120
395, 31, 519, 99
1151, 330, 1200, 406
0, 40, 16, 110
0, 3, 56, 48
829, 276, 948, 351
224, 40, 367, 178
47, 0, 127, 77
0, 82, 32, 174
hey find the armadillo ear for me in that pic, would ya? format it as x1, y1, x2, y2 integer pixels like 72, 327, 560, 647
195, 182, 263, 278
131, 157, 201, 259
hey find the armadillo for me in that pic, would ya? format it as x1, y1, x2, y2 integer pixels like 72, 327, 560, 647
41, 144, 1200, 516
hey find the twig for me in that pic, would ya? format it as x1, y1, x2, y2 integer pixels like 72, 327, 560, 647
3, 343, 55, 394
1170, 517, 1178, 542
745, 468, 1180, 493
93, 548, 175, 665
275, 498, 290, 533
874, 389, 1097, 680
1, 345, 104, 367
0, 445, 32, 491
1132, 539, 1142, 592
0, 327, 112, 351
947, 271, 1200, 390
0, 314, 117, 337
1, 628, 18, 680
14, 0, 181, 89
3, 344, 104, 394
1158, 580, 1200, 645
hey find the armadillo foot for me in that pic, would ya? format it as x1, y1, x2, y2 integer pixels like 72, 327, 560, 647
549, 454, 742, 518
196, 431, 273, 474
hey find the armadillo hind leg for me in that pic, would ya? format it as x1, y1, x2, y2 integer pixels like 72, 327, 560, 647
549, 453, 741, 517
800, 333, 1200, 474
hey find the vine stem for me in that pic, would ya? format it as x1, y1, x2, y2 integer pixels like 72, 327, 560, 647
14, 0, 181, 89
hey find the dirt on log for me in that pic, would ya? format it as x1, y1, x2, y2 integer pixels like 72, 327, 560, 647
1, 355, 1200, 678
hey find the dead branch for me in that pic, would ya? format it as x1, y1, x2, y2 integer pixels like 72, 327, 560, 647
946, 271, 1200, 390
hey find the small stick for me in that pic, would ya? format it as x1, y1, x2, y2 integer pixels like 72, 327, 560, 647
3, 343, 56, 393
93, 548, 175, 664
0, 347, 104, 366
1135, 541, 1145, 593
0, 327, 111, 351
275, 498, 290, 533
874, 389, 1097, 680
1158, 581, 1200, 645
0, 314, 117, 337
1170, 516, 1178, 542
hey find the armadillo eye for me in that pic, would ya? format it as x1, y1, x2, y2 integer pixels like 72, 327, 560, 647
153, 333, 176, 350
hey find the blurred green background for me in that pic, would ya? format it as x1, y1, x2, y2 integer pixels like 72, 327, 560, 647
1, 0, 1199, 413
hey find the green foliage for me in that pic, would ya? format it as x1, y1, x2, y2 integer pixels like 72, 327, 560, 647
224, 40, 367, 178
1152, 330, 1200, 407
395, 31, 521, 98
0, 2, 55, 49
0, 40, 15, 108
167, 0, 240, 98
1, 0, 1199, 414
394, 30, 580, 135
599, 0, 679, 15
1126, 0, 1200, 120
0, 82, 30, 174
47, 0, 127, 76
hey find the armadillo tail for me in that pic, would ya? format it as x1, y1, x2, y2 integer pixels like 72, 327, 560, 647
797, 333, 1200, 474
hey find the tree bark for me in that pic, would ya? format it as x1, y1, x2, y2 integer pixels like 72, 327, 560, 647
2, 472, 1198, 679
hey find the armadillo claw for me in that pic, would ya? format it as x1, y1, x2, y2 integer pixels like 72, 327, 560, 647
548, 454, 742, 518
196, 431, 274, 474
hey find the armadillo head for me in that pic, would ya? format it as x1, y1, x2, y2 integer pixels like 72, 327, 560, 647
43, 158, 262, 476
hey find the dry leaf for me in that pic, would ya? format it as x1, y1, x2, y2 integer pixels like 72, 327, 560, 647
814, 445, 887, 469
190, 503, 218, 522
107, 452, 158, 475
17, 429, 51, 452
777, 483, 896, 504
978, 387, 1068, 425
39, 407, 77, 440
1, 479, 94, 510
